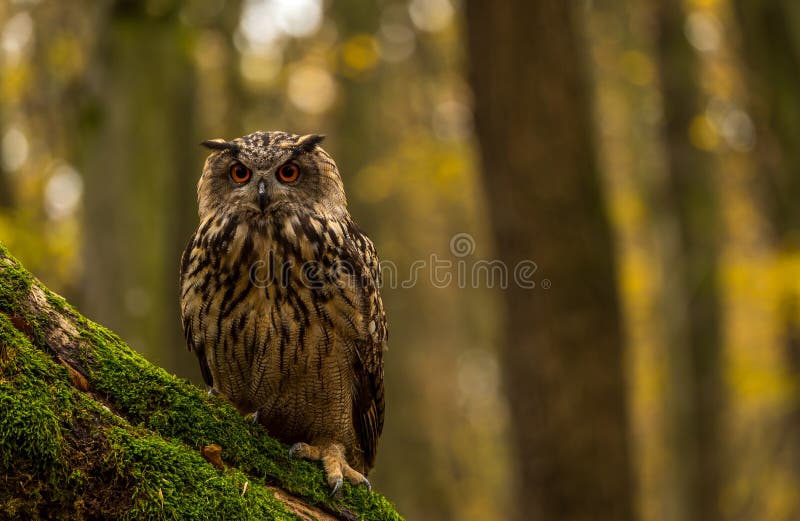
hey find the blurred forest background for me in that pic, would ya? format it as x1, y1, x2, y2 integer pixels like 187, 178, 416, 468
2, 0, 800, 520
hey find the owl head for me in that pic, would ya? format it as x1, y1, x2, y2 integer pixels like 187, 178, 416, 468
196, 131, 347, 221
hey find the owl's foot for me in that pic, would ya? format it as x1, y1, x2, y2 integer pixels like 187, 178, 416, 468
207, 387, 218, 397
289, 441, 371, 495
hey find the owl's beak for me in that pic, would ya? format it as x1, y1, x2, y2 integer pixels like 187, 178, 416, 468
257, 180, 268, 212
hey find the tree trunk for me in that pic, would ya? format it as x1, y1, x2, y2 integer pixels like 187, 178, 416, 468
731, 1, 800, 244
77, 1, 198, 378
464, 2, 635, 521
653, 2, 724, 521
0, 244, 401, 520
732, 2, 800, 514
0, 107, 12, 210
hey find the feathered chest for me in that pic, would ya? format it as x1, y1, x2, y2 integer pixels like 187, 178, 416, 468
180, 211, 376, 345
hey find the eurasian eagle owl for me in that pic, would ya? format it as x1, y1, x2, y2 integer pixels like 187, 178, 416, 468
179, 131, 386, 492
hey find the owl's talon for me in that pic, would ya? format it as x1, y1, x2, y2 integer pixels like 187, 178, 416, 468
341, 462, 370, 491
207, 387, 218, 397
251, 411, 260, 425
290, 441, 368, 494
288, 442, 308, 459
330, 476, 343, 496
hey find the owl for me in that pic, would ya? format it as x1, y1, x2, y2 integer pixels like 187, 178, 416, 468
179, 131, 386, 493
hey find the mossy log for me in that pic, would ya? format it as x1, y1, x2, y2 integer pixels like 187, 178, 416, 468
0, 244, 402, 521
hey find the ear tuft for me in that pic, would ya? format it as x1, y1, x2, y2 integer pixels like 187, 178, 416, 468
200, 139, 239, 151
297, 134, 325, 152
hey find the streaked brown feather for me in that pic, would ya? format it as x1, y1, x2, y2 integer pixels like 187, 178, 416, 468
179, 131, 386, 474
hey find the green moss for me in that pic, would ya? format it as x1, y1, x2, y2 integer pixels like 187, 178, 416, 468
0, 244, 403, 520
0, 312, 299, 521
107, 428, 298, 521
0, 319, 68, 474
0, 244, 32, 315
0, 314, 95, 519
43, 287, 75, 316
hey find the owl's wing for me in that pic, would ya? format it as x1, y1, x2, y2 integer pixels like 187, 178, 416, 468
179, 233, 214, 387
343, 222, 386, 472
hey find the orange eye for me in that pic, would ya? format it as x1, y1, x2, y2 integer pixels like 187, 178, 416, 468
277, 162, 300, 183
229, 163, 251, 183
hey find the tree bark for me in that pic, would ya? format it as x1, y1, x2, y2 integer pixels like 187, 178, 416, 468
0, 244, 401, 520
464, 2, 635, 521
731, 1, 800, 244
732, 2, 800, 514
653, 2, 724, 521
0, 107, 12, 210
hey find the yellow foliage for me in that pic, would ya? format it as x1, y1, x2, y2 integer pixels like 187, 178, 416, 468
47, 34, 85, 81
687, 0, 720, 9
689, 114, 719, 150
620, 50, 655, 86
0, 65, 31, 104
340, 34, 380, 76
